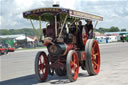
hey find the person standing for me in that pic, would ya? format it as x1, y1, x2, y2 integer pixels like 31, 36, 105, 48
85, 20, 93, 39
78, 21, 83, 35
77, 21, 84, 50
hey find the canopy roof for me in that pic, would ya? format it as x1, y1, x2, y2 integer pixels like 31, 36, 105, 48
23, 7, 103, 21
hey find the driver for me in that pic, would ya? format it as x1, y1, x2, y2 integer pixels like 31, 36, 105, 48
85, 20, 93, 39
78, 21, 83, 34
77, 21, 84, 50
46, 21, 55, 38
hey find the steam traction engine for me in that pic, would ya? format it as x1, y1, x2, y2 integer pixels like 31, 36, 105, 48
23, 7, 103, 82
35, 30, 101, 82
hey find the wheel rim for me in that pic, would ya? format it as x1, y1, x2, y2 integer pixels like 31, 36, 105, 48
91, 41, 100, 74
70, 52, 79, 80
38, 53, 48, 80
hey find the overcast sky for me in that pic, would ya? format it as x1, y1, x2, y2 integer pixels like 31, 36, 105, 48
0, 0, 128, 30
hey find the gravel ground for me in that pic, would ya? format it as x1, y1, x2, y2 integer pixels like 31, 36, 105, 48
0, 42, 128, 85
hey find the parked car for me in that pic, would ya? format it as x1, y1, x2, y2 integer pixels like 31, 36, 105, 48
8, 47, 15, 52
0, 45, 8, 55
120, 33, 128, 42
4, 44, 15, 52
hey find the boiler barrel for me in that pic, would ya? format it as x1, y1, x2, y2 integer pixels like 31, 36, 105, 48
47, 43, 73, 56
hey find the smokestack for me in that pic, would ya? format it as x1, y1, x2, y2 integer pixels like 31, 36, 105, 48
52, 4, 60, 7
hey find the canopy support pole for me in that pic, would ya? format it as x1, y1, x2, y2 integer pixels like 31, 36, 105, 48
93, 20, 98, 38
94, 20, 98, 29
55, 15, 57, 37
68, 18, 78, 28
30, 19, 38, 41
39, 16, 43, 40
58, 15, 68, 38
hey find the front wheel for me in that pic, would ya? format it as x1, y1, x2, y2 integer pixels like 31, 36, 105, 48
85, 39, 100, 75
35, 51, 49, 82
66, 50, 79, 82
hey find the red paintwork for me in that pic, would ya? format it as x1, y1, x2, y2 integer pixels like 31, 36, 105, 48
66, 44, 73, 52
63, 44, 75, 55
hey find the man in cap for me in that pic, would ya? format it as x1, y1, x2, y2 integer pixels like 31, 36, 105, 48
85, 20, 93, 39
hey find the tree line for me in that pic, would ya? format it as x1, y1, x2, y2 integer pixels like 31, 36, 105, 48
0, 26, 127, 36
95, 26, 127, 34
0, 28, 41, 36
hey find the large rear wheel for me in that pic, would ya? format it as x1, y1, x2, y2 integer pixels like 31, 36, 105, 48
35, 51, 49, 82
66, 50, 79, 82
85, 39, 100, 75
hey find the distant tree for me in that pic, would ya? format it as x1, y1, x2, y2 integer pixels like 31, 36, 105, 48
9, 28, 36, 36
109, 26, 120, 32
121, 28, 127, 32
0, 29, 11, 35
98, 27, 109, 33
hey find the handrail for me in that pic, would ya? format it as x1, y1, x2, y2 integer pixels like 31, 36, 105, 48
55, 15, 57, 37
